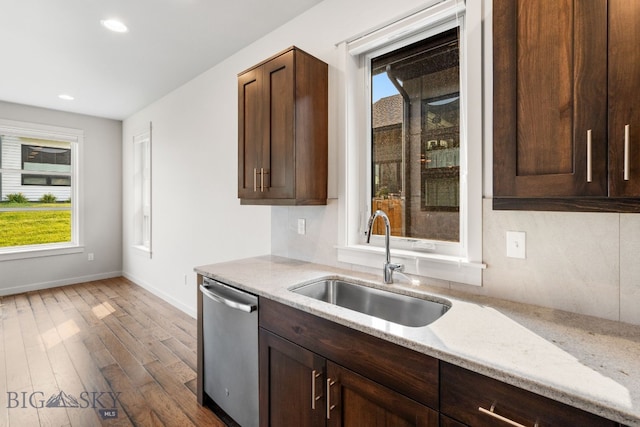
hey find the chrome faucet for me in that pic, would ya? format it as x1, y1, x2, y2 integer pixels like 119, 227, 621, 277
366, 210, 404, 284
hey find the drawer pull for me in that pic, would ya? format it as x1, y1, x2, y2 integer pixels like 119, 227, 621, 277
253, 168, 258, 192
258, 168, 270, 191
624, 124, 630, 181
311, 370, 322, 410
586, 129, 593, 183
326, 378, 336, 419
478, 403, 538, 427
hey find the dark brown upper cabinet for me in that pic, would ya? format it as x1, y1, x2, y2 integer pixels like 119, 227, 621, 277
608, 0, 640, 198
238, 46, 328, 205
493, 0, 640, 212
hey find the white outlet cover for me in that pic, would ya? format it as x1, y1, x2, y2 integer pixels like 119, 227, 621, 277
297, 218, 306, 235
506, 231, 526, 259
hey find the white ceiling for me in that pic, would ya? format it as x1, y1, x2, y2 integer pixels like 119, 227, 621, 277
0, 0, 323, 120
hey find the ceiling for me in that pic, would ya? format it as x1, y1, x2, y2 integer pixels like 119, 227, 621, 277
0, 0, 323, 120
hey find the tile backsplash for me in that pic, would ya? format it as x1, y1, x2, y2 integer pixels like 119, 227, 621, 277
272, 199, 640, 326
620, 214, 640, 325
480, 200, 622, 321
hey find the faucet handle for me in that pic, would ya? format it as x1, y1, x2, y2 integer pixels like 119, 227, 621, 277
383, 262, 404, 284
390, 263, 403, 272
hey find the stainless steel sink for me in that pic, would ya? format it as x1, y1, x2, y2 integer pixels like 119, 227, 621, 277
290, 279, 450, 327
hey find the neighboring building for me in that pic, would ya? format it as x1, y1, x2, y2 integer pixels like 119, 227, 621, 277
372, 94, 404, 197
0, 135, 72, 202
372, 83, 460, 241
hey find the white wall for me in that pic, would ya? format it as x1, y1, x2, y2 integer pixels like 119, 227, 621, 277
121, 47, 271, 317
0, 101, 122, 294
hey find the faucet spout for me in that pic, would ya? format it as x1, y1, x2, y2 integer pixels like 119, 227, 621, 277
366, 210, 404, 284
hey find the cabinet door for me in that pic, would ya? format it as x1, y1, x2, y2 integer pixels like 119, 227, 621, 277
439, 415, 467, 427
325, 362, 438, 427
608, 0, 640, 196
259, 329, 325, 427
493, 0, 608, 198
238, 66, 263, 199
262, 50, 295, 199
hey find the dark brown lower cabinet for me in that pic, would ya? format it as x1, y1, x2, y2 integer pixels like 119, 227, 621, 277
439, 415, 467, 427
256, 298, 621, 427
440, 362, 618, 427
326, 362, 438, 426
259, 329, 437, 427
259, 330, 325, 427
259, 298, 439, 426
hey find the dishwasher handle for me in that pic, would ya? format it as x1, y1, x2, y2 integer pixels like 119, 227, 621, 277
200, 283, 257, 313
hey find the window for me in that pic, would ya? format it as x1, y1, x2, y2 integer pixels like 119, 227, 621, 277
371, 29, 460, 242
133, 126, 152, 254
21, 143, 72, 186
420, 93, 460, 213
338, 0, 484, 285
0, 119, 82, 257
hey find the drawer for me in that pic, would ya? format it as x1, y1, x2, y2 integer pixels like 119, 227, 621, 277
440, 362, 617, 427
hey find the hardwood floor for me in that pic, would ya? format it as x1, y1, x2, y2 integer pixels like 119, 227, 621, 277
0, 277, 226, 426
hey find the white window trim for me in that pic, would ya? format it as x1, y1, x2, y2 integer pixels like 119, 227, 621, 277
0, 118, 84, 261
337, 0, 485, 286
132, 123, 152, 258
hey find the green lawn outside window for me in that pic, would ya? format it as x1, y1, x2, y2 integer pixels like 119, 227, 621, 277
0, 202, 72, 247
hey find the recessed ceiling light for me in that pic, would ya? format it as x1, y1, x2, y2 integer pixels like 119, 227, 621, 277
58, 94, 75, 101
101, 19, 128, 33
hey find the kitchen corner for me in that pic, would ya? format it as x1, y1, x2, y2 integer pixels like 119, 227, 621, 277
196, 255, 640, 426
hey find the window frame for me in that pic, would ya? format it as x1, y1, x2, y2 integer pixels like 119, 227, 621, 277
0, 119, 83, 260
132, 124, 152, 257
337, 0, 485, 286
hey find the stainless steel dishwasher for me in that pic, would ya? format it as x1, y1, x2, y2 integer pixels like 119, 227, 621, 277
200, 277, 258, 427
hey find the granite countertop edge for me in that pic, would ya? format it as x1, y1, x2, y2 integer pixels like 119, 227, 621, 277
195, 256, 640, 426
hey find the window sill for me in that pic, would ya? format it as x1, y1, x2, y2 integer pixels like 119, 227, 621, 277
132, 245, 152, 257
0, 244, 84, 262
337, 244, 485, 286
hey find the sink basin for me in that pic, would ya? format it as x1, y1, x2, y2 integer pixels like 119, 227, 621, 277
290, 279, 450, 327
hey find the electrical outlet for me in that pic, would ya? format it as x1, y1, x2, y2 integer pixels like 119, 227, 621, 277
297, 218, 306, 235
88, 253, 94, 261
506, 231, 526, 259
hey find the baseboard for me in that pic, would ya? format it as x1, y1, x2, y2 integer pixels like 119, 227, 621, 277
123, 272, 196, 319
0, 271, 123, 297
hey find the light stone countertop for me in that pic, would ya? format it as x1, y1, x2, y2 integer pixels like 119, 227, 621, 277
195, 255, 640, 426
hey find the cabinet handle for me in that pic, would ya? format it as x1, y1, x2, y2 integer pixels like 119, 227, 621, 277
586, 129, 593, 183
478, 403, 538, 427
326, 378, 336, 419
260, 167, 265, 192
624, 124, 630, 181
253, 168, 257, 192
311, 370, 322, 410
